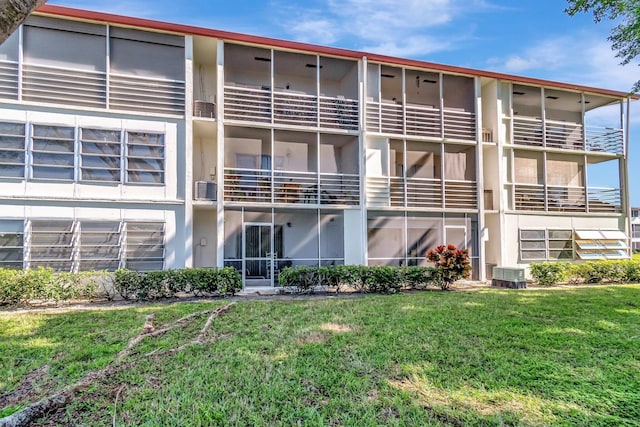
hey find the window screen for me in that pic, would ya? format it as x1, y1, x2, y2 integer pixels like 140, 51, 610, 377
81, 128, 122, 182
31, 125, 75, 180
126, 132, 164, 184
79, 221, 122, 271
0, 122, 26, 178
30, 220, 75, 272
0, 221, 24, 269
519, 229, 546, 260
125, 222, 165, 271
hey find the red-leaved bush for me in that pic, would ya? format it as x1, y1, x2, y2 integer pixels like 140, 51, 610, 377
426, 244, 472, 290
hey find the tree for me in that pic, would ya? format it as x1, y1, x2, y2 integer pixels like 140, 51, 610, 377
0, 0, 46, 44
565, 0, 640, 93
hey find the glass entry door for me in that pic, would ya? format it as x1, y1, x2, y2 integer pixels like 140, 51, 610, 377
243, 222, 274, 287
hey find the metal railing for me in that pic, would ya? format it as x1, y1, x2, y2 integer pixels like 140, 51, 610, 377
109, 73, 185, 115
366, 176, 475, 209
587, 187, 622, 213
513, 116, 623, 154
443, 109, 476, 141
405, 104, 440, 138
223, 168, 359, 206
223, 85, 358, 130
513, 183, 621, 213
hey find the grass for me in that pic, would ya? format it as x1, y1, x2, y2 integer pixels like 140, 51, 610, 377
633, 253, 640, 261
2, 287, 640, 426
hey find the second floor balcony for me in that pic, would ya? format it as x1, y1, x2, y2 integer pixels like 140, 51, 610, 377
512, 184, 621, 213
512, 116, 623, 154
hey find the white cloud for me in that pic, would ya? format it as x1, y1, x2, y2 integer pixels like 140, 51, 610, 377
276, 0, 488, 57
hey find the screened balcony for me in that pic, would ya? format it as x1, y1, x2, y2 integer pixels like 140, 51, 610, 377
223, 44, 358, 130
510, 151, 621, 213
511, 85, 623, 155
223, 127, 359, 206
366, 138, 477, 210
0, 17, 186, 115
366, 65, 476, 141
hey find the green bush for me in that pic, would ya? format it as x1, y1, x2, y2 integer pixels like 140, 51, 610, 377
113, 267, 242, 300
0, 268, 107, 306
529, 262, 570, 286
278, 264, 439, 294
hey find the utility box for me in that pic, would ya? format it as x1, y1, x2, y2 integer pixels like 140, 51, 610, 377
492, 267, 526, 289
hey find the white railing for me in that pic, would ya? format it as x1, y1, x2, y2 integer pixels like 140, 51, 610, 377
365, 101, 403, 134
224, 84, 358, 130
513, 117, 544, 146
109, 73, 185, 115
405, 104, 440, 138
513, 116, 624, 154
406, 177, 442, 208
319, 96, 358, 130
547, 185, 586, 212
0, 60, 19, 100
587, 187, 621, 213
273, 90, 317, 127
585, 126, 624, 154
367, 176, 475, 209
273, 170, 317, 204
319, 173, 360, 205
443, 109, 476, 141
22, 63, 107, 108
224, 168, 359, 206
223, 168, 272, 203
514, 183, 546, 211
366, 101, 476, 141
224, 85, 271, 123
444, 179, 477, 209
545, 120, 584, 150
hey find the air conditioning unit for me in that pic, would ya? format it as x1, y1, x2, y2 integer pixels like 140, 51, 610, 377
195, 181, 217, 201
194, 100, 215, 118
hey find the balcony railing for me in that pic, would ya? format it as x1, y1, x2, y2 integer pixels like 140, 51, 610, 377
513, 116, 623, 154
514, 183, 621, 213
366, 101, 476, 141
0, 60, 19, 100
587, 187, 622, 213
223, 85, 358, 130
223, 168, 359, 206
367, 176, 476, 209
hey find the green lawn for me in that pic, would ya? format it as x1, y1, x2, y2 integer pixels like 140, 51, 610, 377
2, 287, 640, 426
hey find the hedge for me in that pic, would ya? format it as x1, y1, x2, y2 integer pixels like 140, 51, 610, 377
0, 267, 242, 307
530, 259, 640, 286
278, 265, 438, 294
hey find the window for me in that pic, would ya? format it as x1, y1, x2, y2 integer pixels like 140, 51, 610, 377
79, 221, 122, 271
548, 230, 573, 260
30, 220, 76, 271
126, 132, 165, 184
0, 221, 24, 269
519, 229, 547, 261
31, 125, 75, 181
575, 230, 629, 260
0, 122, 26, 178
81, 128, 121, 182
125, 222, 165, 271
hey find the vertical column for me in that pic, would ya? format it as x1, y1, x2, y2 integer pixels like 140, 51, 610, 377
216, 40, 225, 268
184, 35, 194, 268
360, 57, 368, 265
474, 77, 486, 281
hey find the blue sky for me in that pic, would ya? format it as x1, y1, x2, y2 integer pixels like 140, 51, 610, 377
48, 0, 640, 205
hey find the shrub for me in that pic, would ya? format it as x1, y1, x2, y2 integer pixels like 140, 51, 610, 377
361, 265, 402, 293
529, 262, 570, 286
278, 266, 320, 294
401, 265, 437, 289
426, 245, 472, 290
625, 260, 640, 283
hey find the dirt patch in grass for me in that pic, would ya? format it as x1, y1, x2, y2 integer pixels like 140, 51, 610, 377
298, 331, 330, 344
320, 322, 354, 333
0, 365, 56, 409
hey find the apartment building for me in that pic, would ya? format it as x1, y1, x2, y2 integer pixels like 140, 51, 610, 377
0, 5, 633, 286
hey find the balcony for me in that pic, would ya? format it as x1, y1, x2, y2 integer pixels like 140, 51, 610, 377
223, 168, 359, 206
367, 176, 477, 210
514, 184, 621, 213
513, 116, 623, 154
223, 85, 359, 131
366, 101, 476, 141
